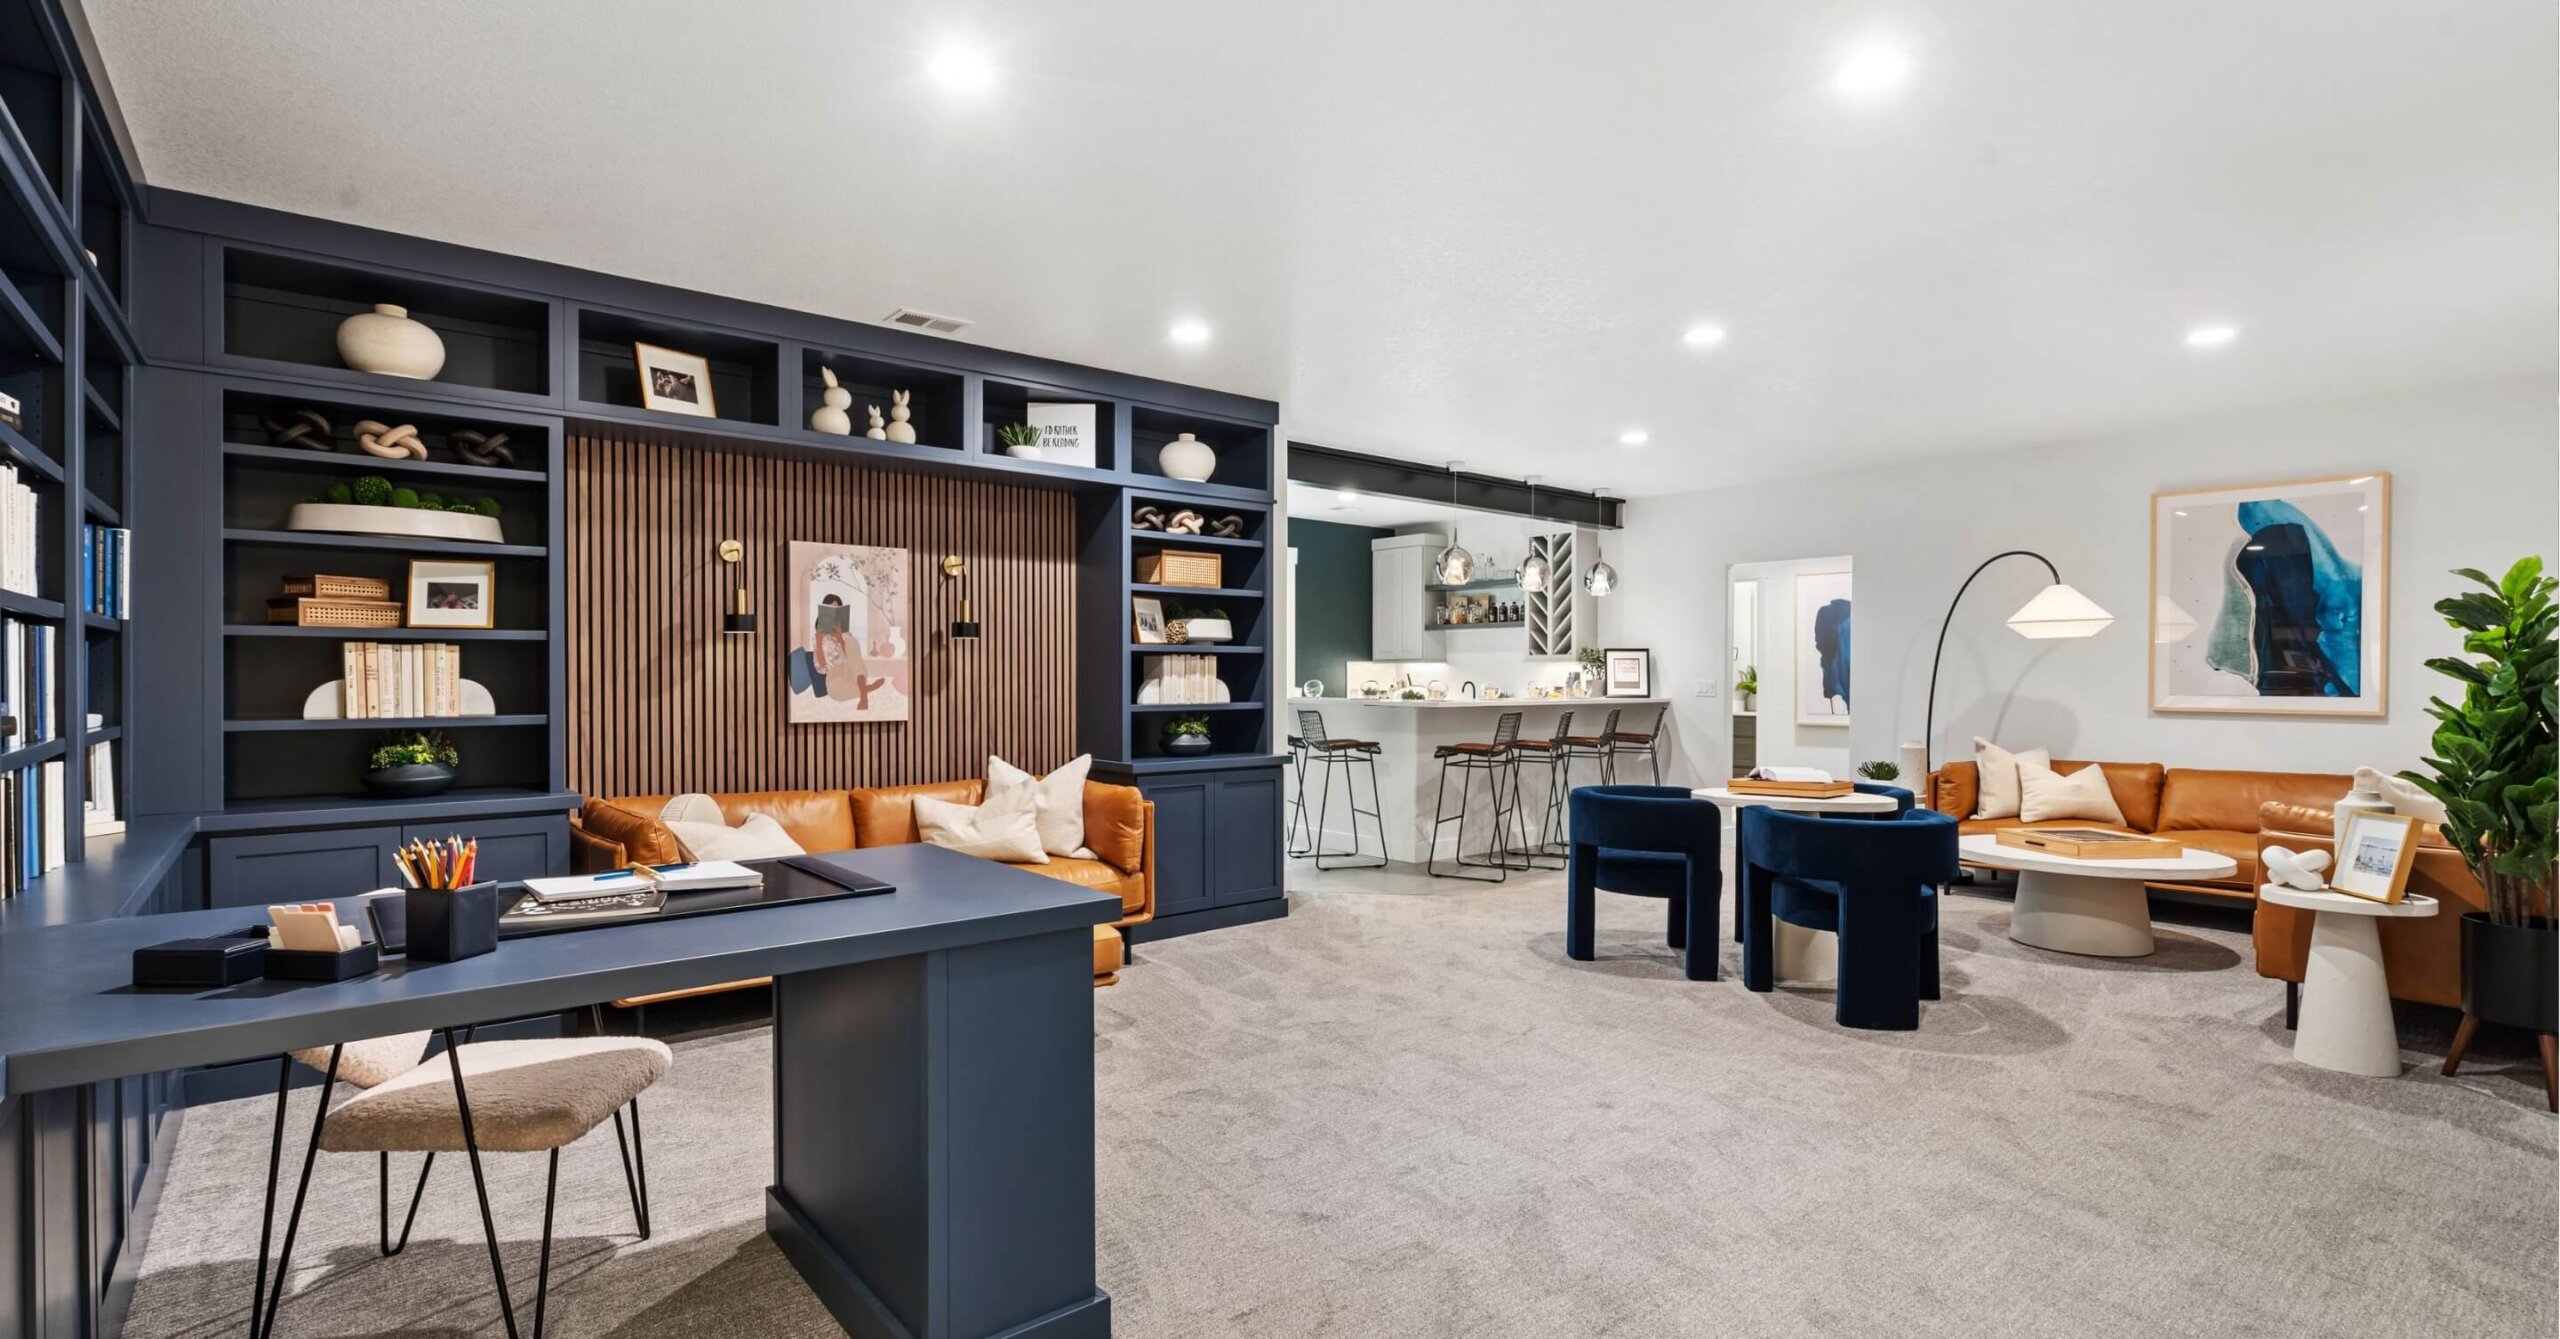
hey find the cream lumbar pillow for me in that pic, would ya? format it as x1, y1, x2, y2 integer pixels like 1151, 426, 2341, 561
2017, 762, 2128, 826
658, 794, 808, 862
1971, 738, 2052, 820
989, 753, 1096, 859
913, 792, 1049, 864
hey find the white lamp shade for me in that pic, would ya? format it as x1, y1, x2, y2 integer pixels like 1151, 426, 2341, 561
2006, 582, 2113, 639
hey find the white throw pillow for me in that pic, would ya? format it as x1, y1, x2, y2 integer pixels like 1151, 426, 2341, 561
663, 813, 807, 862
660, 793, 728, 826
1971, 738, 2051, 820
2017, 762, 2128, 826
989, 753, 1097, 859
913, 793, 1049, 864
2379, 774, 2450, 826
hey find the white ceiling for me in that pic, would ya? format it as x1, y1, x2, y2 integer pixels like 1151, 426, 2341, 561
85, 1, 2555, 496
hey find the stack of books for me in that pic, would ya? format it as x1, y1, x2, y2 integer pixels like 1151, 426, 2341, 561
84, 725, 119, 838
0, 464, 38, 598
267, 573, 400, 628
339, 642, 469, 718
0, 758, 67, 895
79, 524, 130, 619
1139, 654, 1227, 704
2, 617, 53, 746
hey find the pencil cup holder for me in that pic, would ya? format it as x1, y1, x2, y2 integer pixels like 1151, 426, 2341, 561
407, 882, 500, 962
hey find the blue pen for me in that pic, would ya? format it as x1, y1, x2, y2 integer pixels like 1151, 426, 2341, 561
596, 863, 694, 881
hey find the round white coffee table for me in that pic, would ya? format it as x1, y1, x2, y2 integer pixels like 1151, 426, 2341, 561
1698, 787, 1902, 982
2259, 884, 2440, 1077
1958, 834, 2237, 957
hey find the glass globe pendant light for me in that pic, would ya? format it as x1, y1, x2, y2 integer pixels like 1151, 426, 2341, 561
1434, 461, 1476, 584
1518, 475, 1550, 593
1582, 489, 1618, 596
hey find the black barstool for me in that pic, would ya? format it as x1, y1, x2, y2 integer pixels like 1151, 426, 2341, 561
1427, 710, 1531, 882
1510, 710, 1575, 868
1557, 707, 1623, 788
1606, 708, 1667, 784
1284, 732, 1314, 857
1298, 711, 1387, 870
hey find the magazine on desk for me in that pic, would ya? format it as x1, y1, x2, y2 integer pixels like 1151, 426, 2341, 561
521, 860, 765, 903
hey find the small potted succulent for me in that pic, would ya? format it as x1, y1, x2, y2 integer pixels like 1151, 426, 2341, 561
1163, 713, 1213, 756
364, 730, 459, 798
1856, 760, 1903, 792
997, 422, 1042, 459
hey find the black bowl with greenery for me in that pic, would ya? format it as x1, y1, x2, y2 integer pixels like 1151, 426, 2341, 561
364, 731, 460, 798
1163, 714, 1213, 756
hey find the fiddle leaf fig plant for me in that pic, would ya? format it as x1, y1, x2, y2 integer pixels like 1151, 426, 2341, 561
2399, 558, 2557, 928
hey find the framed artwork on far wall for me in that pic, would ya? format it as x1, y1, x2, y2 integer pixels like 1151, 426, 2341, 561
1603, 647, 1652, 698
784, 541, 910, 722
404, 559, 494, 629
2151, 473, 2388, 716
634, 341, 718, 418
1794, 570, 1853, 726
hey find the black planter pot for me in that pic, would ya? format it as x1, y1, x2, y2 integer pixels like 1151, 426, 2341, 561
1163, 733, 1212, 756
2460, 912, 2558, 1034
363, 762, 457, 799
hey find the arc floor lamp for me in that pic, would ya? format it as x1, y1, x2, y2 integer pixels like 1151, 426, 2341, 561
1918, 550, 2115, 778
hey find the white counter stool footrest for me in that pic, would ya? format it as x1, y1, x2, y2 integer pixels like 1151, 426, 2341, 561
2259, 884, 2439, 1077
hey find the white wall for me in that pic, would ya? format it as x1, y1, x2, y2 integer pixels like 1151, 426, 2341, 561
1729, 556, 1855, 776
1599, 377, 2559, 787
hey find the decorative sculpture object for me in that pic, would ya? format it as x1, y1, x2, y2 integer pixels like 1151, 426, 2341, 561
335, 303, 446, 380
811, 367, 854, 436
1166, 509, 1205, 535
352, 420, 428, 460
1131, 505, 1166, 531
1158, 431, 1217, 482
1207, 513, 1246, 538
450, 428, 515, 467
885, 390, 918, 444
865, 404, 887, 440
264, 408, 334, 452
2261, 845, 2334, 893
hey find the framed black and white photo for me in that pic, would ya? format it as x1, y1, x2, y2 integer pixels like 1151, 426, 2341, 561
1132, 595, 1168, 645
2330, 810, 2419, 903
405, 559, 496, 630
634, 341, 718, 418
1604, 647, 1652, 698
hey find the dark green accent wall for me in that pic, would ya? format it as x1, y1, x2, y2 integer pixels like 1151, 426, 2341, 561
1290, 518, 1389, 696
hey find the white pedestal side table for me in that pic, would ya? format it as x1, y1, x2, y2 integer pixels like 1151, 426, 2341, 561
2258, 884, 2440, 1077
1957, 834, 2238, 958
1696, 786, 1902, 983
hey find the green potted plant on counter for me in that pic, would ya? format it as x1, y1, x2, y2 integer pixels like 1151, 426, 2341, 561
1735, 664, 1759, 712
365, 730, 460, 797
2400, 557, 2556, 1069
1575, 646, 1606, 697
1163, 713, 1213, 757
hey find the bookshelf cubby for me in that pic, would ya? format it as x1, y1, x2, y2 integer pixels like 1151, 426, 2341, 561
982, 379, 1117, 470
221, 246, 552, 396
1129, 405, 1272, 497
575, 305, 779, 426
802, 347, 966, 449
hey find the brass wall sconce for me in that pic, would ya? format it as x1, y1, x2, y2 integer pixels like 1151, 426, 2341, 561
719, 539, 756, 634
942, 554, 980, 640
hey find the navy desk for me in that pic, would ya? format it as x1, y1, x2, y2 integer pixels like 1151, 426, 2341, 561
0, 843, 1120, 1339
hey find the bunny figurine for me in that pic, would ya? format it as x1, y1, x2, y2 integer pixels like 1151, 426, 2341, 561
885, 389, 918, 444
864, 404, 887, 440
810, 366, 853, 435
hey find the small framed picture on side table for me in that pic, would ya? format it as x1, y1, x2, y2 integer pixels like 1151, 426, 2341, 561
1604, 647, 1652, 698
2330, 810, 2420, 903
405, 559, 496, 630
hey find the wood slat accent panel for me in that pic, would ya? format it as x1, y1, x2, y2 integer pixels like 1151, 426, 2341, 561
565, 431, 1075, 799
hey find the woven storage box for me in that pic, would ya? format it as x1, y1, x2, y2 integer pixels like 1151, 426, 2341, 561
1136, 549, 1223, 588
267, 597, 403, 628
282, 573, 394, 601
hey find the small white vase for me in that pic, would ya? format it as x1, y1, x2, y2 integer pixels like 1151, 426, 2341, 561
336, 304, 445, 380
1005, 441, 1040, 459
1159, 432, 1216, 482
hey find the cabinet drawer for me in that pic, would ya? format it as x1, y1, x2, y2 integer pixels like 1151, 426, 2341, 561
205, 826, 400, 908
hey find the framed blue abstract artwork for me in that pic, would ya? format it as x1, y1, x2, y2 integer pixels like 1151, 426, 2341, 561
2150, 473, 2389, 716
1794, 569, 1853, 726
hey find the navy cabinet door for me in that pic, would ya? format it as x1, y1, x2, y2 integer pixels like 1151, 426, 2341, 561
1211, 771, 1283, 907
1145, 779, 1214, 918
402, 814, 569, 883
205, 826, 400, 908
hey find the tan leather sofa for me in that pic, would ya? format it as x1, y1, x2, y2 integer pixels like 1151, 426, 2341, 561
1926, 760, 2349, 899
2252, 801, 2480, 1009
572, 780, 1156, 986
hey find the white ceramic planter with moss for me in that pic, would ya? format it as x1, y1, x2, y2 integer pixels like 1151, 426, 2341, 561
1172, 617, 1233, 643
286, 502, 504, 543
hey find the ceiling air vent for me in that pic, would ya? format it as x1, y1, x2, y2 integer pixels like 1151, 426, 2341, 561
882, 307, 973, 335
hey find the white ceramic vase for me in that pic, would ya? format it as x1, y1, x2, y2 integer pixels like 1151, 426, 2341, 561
336, 304, 445, 380
1159, 432, 1216, 482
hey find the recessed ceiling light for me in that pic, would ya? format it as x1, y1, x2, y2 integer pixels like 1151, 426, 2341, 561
2185, 323, 2240, 349
1832, 43, 1914, 100
1619, 429, 1650, 447
927, 43, 995, 93
1168, 319, 1213, 347
1682, 323, 1728, 350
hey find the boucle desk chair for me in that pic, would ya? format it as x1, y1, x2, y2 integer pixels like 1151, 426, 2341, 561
253, 1022, 670, 1339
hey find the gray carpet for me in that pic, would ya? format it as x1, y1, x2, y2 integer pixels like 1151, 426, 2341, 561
125, 866, 2557, 1337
